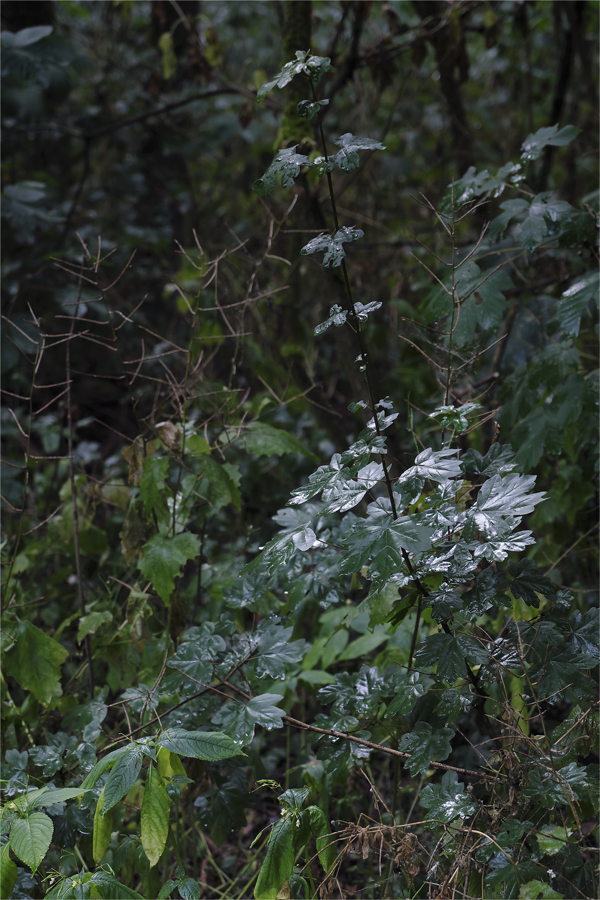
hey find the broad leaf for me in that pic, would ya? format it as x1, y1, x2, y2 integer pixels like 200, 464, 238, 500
166, 642, 213, 687
384, 672, 429, 718
300, 226, 364, 268
254, 621, 308, 680
103, 745, 143, 814
308, 806, 336, 874
507, 559, 555, 605
320, 461, 384, 515
157, 729, 243, 760
11, 811, 53, 873
138, 532, 200, 603
254, 146, 312, 196
139, 455, 169, 518
330, 133, 386, 171
398, 448, 461, 484
256, 51, 332, 100
92, 786, 113, 864
0, 841, 17, 899
297, 98, 328, 120
557, 272, 599, 337
89, 872, 145, 899
81, 747, 128, 790
242, 422, 316, 461
245, 524, 317, 575
415, 633, 487, 683
467, 473, 546, 538
254, 817, 294, 900
141, 764, 170, 867
519, 880, 563, 899
398, 722, 454, 776
2, 618, 68, 705
212, 694, 286, 746
314, 304, 349, 335
521, 124, 581, 161
419, 771, 476, 822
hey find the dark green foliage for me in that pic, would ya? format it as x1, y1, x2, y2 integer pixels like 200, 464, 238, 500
1, 5, 598, 900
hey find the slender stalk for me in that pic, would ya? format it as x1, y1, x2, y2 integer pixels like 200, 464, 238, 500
310, 79, 398, 519
67, 262, 94, 698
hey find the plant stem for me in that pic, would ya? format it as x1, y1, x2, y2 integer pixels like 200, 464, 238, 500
67, 261, 94, 698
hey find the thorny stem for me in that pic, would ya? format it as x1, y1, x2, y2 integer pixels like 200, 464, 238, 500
67, 262, 94, 698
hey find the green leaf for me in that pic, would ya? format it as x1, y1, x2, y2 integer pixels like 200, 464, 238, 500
191, 454, 241, 510
521, 124, 581, 161
337, 629, 390, 661
2, 618, 68, 705
254, 817, 294, 900
243, 422, 317, 461
330, 133, 386, 172
157, 729, 243, 760
297, 98, 329, 120
519, 881, 563, 900
419, 770, 476, 822
308, 806, 335, 874
93, 785, 113, 864
0, 841, 17, 900
340, 512, 433, 581
256, 51, 332, 100
414, 633, 487, 684
77, 609, 113, 643
212, 694, 286, 746
103, 745, 143, 814
537, 825, 570, 857
398, 722, 454, 776
557, 272, 599, 337
245, 524, 317, 575
138, 532, 200, 603
314, 304, 348, 335
384, 672, 429, 718
178, 878, 200, 900
89, 872, 145, 899
398, 448, 461, 484
81, 747, 128, 790
467, 473, 546, 539
166, 641, 213, 687
254, 146, 312, 196
11, 810, 53, 873
141, 764, 170, 867
255, 621, 308, 680
139, 455, 170, 517
14, 786, 91, 810
508, 559, 555, 605
157, 880, 177, 899
300, 226, 364, 268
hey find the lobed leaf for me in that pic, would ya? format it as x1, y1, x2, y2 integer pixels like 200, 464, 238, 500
301, 226, 364, 268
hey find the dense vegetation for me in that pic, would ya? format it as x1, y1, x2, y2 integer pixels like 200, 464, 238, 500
1, 2, 598, 899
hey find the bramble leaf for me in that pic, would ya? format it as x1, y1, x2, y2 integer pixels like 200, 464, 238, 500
256, 51, 333, 100
297, 98, 329, 119
212, 694, 286, 746
414, 633, 487, 683
254, 146, 311, 196
398, 722, 454, 776
301, 226, 364, 267
254, 621, 309, 680
314, 304, 348, 335
557, 271, 599, 337
419, 771, 476, 822
398, 448, 461, 484
521, 123, 581, 161
330, 133, 386, 171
